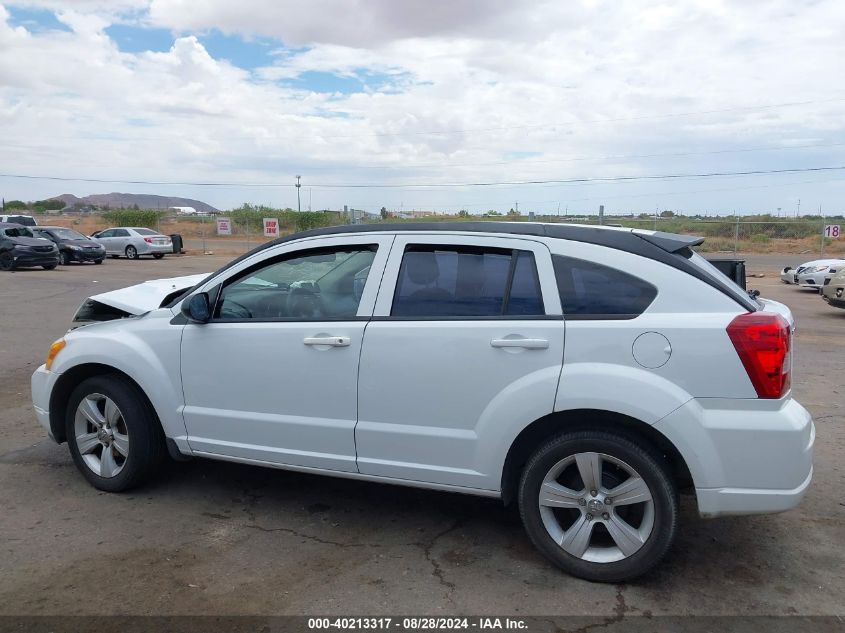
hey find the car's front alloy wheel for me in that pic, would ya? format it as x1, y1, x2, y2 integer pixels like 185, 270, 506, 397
66, 375, 165, 491
518, 430, 677, 582
73, 393, 130, 478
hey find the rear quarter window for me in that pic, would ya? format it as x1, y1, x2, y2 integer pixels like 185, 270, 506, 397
553, 255, 657, 320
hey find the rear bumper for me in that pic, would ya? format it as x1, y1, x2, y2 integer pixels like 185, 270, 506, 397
654, 397, 814, 518
139, 243, 172, 255
696, 466, 813, 517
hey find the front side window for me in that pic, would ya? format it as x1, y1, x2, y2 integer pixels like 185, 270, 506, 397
553, 255, 657, 320
113, 229, 129, 237
391, 246, 544, 317
215, 246, 377, 320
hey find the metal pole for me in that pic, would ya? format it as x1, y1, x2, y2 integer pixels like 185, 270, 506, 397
296, 175, 302, 213
734, 214, 740, 256
820, 206, 825, 258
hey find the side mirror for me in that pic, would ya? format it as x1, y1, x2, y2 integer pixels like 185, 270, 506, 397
182, 293, 211, 323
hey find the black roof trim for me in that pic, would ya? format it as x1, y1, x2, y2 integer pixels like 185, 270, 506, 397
240, 221, 703, 256
165, 221, 756, 312
636, 230, 705, 253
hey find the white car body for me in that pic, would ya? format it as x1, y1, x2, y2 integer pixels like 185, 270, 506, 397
91, 227, 172, 258
782, 258, 845, 288
30, 223, 814, 579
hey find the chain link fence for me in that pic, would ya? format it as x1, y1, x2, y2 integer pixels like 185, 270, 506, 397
42, 209, 845, 258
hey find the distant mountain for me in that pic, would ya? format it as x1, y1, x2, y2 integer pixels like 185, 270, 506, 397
51, 193, 219, 214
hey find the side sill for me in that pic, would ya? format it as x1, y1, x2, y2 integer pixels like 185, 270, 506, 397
191, 450, 502, 499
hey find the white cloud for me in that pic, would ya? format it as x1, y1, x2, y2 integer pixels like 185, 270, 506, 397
1, 0, 844, 213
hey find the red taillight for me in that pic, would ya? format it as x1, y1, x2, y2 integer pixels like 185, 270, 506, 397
726, 312, 791, 399
144, 237, 153, 244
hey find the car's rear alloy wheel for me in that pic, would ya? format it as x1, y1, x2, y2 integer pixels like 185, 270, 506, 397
59, 251, 69, 265
153, 253, 165, 259
125, 245, 138, 259
518, 430, 677, 582
66, 375, 165, 492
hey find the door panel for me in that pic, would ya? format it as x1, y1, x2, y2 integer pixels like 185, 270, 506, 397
180, 235, 394, 471
356, 235, 564, 490
182, 321, 368, 470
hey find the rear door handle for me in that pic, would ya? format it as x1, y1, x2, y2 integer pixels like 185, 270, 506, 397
491, 338, 549, 349
303, 336, 351, 347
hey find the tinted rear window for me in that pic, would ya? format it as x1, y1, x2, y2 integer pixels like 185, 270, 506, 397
392, 246, 544, 318
553, 255, 657, 319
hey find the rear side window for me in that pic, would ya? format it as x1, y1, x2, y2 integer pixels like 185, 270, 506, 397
391, 246, 544, 317
553, 255, 656, 320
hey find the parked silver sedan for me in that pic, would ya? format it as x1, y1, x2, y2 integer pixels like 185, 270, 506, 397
91, 227, 172, 260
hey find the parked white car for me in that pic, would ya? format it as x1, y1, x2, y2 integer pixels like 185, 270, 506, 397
780, 258, 845, 289
91, 227, 172, 259
31, 223, 813, 582
0, 213, 37, 226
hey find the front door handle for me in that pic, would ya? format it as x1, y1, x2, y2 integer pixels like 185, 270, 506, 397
491, 337, 549, 349
304, 336, 351, 347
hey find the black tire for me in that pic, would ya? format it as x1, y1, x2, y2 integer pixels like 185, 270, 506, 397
109, 255, 119, 259
59, 251, 70, 265
125, 245, 139, 260
65, 374, 166, 492
42, 264, 57, 270
0, 252, 15, 271
153, 253, 165, 259
94, 259, 103, 264
518, 430, 678, 583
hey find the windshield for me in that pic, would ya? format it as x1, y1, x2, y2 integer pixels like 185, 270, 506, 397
3, 227, 35, 238
133, 228, 158, 236
48, 228, 87, 240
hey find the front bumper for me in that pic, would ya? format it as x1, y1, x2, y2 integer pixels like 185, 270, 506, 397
13, 251, 59, 267
67, 248, 105, 262
654, 397, 814, 518
31, 364, 56, 439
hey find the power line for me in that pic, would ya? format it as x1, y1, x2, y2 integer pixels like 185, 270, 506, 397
3, 165, 845, 190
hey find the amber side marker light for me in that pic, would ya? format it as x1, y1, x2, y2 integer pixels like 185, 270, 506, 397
45, 339, 66, 370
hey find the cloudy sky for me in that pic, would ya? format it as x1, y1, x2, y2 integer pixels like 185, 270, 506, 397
1, 0, 844, 215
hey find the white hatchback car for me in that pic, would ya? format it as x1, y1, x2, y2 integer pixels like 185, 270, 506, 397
31, 223, 813, 582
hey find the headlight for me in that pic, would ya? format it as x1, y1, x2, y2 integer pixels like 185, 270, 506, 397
13, 244, 30, 251
67, 244, 81, 251
45, 338, 66, 370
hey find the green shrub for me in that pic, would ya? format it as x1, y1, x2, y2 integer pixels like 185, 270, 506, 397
101, 209, 166, 229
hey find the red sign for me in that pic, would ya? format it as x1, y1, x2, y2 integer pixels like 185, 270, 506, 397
263, 218, 279, 238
